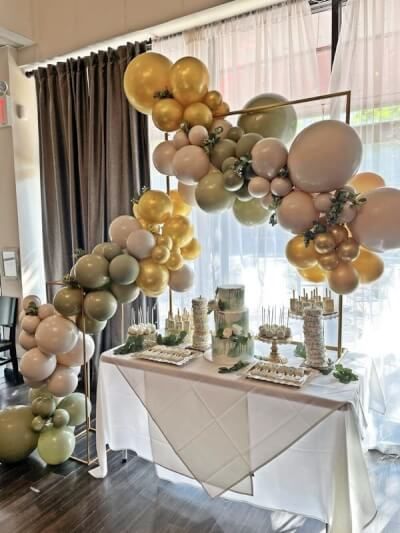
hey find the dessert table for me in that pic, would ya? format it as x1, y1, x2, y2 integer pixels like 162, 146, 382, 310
90, 344, 383, 533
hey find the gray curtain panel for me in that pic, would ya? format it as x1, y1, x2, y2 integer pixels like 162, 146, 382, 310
34, 41, 153, 375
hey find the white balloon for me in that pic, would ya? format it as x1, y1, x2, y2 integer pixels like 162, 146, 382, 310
178, 182, 198, 207
248, 177, 270, 198
126, 229, 156, 260
47, 366, 78, 396
20, 348, 57, 381
19, 330, 37, 350
57, 332, 95, 367
169, 264, 194, 292
38, 303, 56, 320
23, 295, 41, 311
21, 315, 41, 335
109, 215, 141, 248
35, 315, 79, 355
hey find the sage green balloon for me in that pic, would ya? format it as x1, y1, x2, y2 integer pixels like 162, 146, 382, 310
235, 133, 263, 158
53, 287, 82, 317
37, 425, 76, 465
52, 408, 70, 428
109, 254, 139, 285
226, 126, 244, 142
0, 405, 39, 463
93, 242, 122, 261
221, 156, 239, 173
31, 415, 46, 432
110, 282, 140, 304
83, 290, 118, 322
233, 198, 270, 226
210, 139, 237, 170
238, 93, 297, 143
195, 171, 234, 213
32, 396, 57, 418
29, 386, 54, 403
58, 393, 91, 426
76, 314, 107, 334
74, 254, 110, 290
223, 169, 244, 192
92, 243, 105, 256
235, 183, 252, 202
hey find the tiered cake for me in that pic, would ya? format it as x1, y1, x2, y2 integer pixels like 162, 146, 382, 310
211, 285, 254, 365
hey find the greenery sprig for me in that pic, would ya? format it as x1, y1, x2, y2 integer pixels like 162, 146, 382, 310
156, 331, 187, 346
233, 155, 252, 179
63, 273, 81, 289
153, 89, 174, 99
218, 360, 249, 374
73, 248, 86, 262
268, 195, 283, 227
203, 127, 223, 154
25, 303, 39, 316
303, 221, 327, 247
114, 335, 145, 355
333, 363, 359, 384
326, 188, 366, 225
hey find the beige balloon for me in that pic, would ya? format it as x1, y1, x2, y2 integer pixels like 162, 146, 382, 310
35, 315, 79, 354
251, 138, 288, 179
248, 177, 270, 198
152, 141, 176, 175
38, 304, 56, 320
47, 366, 78, 397
109, 215, 141, 248
328, 262, 359, 295
21, 315, 41, 335
126, 229, 156, 260
169, 264, 194, 292
20, 348, 57, 382
172, 145, 210, 184
277, 191, 319, 234
173, 130, 189, 149
313, 193, 333, 213
57, 332, 95, 367
270, 177, 292, 197
19, 330, 37, 351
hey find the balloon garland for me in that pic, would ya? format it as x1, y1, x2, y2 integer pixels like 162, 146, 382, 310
123, 51, 398, 295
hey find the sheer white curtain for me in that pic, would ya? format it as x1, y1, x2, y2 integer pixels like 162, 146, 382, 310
151, 0, 324, 340
330, 0, 400, 452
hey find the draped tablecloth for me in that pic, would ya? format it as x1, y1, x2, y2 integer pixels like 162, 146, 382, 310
90, 345, 383, 533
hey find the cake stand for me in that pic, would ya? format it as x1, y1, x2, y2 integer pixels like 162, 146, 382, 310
256, 335, 292, 364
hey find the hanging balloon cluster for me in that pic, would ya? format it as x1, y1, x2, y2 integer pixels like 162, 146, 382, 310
124, 51, 399, 296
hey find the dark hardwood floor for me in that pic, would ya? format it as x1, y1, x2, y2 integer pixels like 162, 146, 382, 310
0, 366, 399, 533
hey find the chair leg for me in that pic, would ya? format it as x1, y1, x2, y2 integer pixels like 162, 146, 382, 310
10, 346, 23, 384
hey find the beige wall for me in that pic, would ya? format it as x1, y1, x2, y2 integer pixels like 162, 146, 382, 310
0, 0, 227, 65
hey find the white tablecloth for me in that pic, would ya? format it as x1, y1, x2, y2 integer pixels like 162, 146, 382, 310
90, 345, 382, 532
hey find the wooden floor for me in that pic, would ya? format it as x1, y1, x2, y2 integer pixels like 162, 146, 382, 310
1, 369, 399, 533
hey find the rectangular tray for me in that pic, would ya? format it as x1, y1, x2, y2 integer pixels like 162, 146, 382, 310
245, 361, 314, 388
133, 345, 198, 366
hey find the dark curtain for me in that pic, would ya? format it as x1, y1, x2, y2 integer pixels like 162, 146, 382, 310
34, 41, 151, 374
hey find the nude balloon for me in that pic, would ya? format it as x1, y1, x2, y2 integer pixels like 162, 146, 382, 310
19, 330, 37, 350
188, 125, 209, 146
126, 229, 156, 260
21, 315, 41, 335
35, 316, 79, 354
277, 191, 319, 234
20, 348, 57, 382
38, 304, 56, 320
172, 145, 210, 184
47, 366, 79, 397
109, 215, 141, 248
57, 331, 95, 367
169, 264, 194, 292
288, 120, 362, 193
248, 177, 270, 198
251, 138, 288, 179
173, 130, 189, 149
152, 141, 176, 175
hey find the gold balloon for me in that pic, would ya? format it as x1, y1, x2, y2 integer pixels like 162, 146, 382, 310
314, 233, 337, 254
328, 262, 359, 294
203, 90, 223, 111
328, 224, 349, 245
285, 235, 317, 269
317, 251, 339, 271
151, 245, 170, 264
169, 190, 191, 217
180, 238, 201, 260
349, 172, 385, 194
213, 101, 230, 117
337, 238, 360, 262
166, 250, 185, 271
133, 203, 141, 219
169, 57, 209, 106
124, 52, 172, 115
136, 259, 169, 296
163, 215, 193, 247
152, 98, 184, 132
183, 102, 213, 129
137, 190, 173, 224
352, 247, 384, 284
297, 264, 326, 283
156, 235, 173, 250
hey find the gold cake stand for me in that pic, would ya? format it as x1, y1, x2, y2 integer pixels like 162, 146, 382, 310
256, 336, 292, 365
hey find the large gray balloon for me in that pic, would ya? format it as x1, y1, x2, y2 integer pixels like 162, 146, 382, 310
195, 171, 234, 213
288, 120, 362, 193
238, 93, 297, 143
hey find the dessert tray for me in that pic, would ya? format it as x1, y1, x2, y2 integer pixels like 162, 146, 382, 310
245, 361, 315, 388
133, 345, 198, 366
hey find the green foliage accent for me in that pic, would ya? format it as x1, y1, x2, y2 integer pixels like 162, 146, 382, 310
268, 195, 283, 227
233, 155, 252, 178
203, 127, 224, 154
25, 303, 39, 316
218, 360, 250, 374
294, 343, 306, 359
153, 89, 173, 99
326, 189, 366, 225
303, 221, 327, 246
73, 248, 86, 261
156, 330, 187, 346
114, 335, 145, 355
333, 363, 359, 384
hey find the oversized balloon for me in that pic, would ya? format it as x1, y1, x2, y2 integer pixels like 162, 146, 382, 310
0, 406, 38, 463
277, 191, 319, 234
352, 247, 384, 284
169, 190, 191, 216
349, 187, 400, 252
58, 393, 92, 426
57, 331, 95, 367
53, 287, 82, 317
74, 254, 109, 289
137, 190, 173, 224
35, 315, 78, 354
178, 181, 198, 207
328, 262, 359, 294
195, 170, 234, 213
285, 236, 317, 269
172, 145, 210, 184
47, 366, 79, 397
349, 171, 385, 194
126, 229, 156, 260
109, 254, 139, 285
110, 282, 140, 304
169, 56, 209, 106
124, 52, 172, 114
233, 198, 270, 226
152, 141, 176, 175
109, 215, 141, 248
83, 291, 118, 322
76, 314, 107, 334
251, 138, 288, 179
180, 238, 201, 260
37, 425, 76, 465
20, 348, 57, 381
163, 215, 193, 247
298, 264, 326, 283
288, 120, 362, 193
183, 102, 213, 129
169, 264, 194, 292
136, 259, 169, 296
238, 93, 297, 143
152, 98, 183, 132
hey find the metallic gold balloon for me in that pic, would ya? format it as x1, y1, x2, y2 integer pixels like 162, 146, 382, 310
151, 245, 171, 264
123, 52, 172, 115
213, 101, 230, 117
352, 247, 384, 284
328, 224, 349, 245
328, 262, 359, 294
336, 238, 360, 262
180, 238, 201, 260
166, 249, 185, 271
203, 90, 222, 111
183, 102, 213, 129
297, 264, 326, 283
136, 258, 169, 296
156, 235, 173, 250
314, 233, 337, 254
137, 190, 173, 224
317, 251, 339, 271
286, 236, 317, 269
162, 215, 193, 247
349, 171, 385, 194
152, 98, 184, 132
169, 57, 209, 106
169, 190, 191, 216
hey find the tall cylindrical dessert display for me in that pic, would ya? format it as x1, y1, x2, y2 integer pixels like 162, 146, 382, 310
303, 306, 328, 368
191, 297, 210, 351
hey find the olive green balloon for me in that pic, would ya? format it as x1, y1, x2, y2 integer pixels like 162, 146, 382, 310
238, 93, 297, 143
53, 287, 82, 317
226, 126, 244, 142
235, 133, 263, 158
31, 415, 46, 433
223, 169, 244, 192
110, 282, 140, 304
92, 243, 105, 256
83, 290, 118, 322
0, 406, 39, 463
29, 386, 54, 403
52, 408, 70, 428
93, 242, 122, 261
32, 396, 57, 418
195, 171, 234, 213
235, 183, 252, 202
76, 314, 107, 334
74, 254, 110, 290
233, 198, 270, 226
109, 254, 139, 285
37, 425, 76, 465
221, 156, 239, 173
58, 393, 92, 426
210, 139, 237, 170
